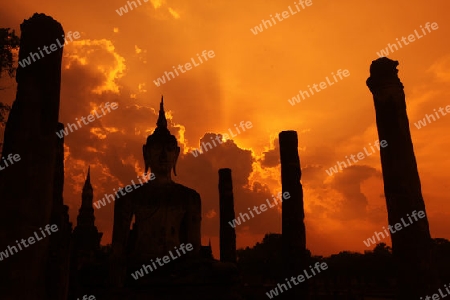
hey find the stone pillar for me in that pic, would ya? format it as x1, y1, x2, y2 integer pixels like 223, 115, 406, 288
46, 122, 72, 300
366, 57, 438, 299
0, 13, 64, 299
279, 131, 307, 298
218, 168, 237, 263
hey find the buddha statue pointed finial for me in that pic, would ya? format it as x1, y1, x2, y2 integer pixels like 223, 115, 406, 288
156, 95, 168, 131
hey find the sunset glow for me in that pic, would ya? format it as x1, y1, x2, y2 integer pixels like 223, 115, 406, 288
1, 0, 449, 260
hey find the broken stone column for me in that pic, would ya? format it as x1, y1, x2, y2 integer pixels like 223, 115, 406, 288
0, 13, 64, 299
279, 131, 307, 298
218, 168, 237, 263
366, 57, 438, 299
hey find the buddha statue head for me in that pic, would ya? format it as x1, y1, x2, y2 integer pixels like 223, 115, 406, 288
143, 97, 180, 180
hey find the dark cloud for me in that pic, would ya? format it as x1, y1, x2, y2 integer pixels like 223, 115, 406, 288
260, 138, 279, 168
330, 165, 380, 221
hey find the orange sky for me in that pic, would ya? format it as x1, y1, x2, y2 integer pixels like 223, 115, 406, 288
1, 0, 449, 259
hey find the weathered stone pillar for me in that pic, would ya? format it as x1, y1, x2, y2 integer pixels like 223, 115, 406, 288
279, 131, 307, 298
218, 168, 237, 263
46, 122, 72, 300
366, 57, 438, 299
0, 13, 64, 299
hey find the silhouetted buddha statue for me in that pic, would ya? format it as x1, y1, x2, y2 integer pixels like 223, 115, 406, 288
110, 97, 201, 286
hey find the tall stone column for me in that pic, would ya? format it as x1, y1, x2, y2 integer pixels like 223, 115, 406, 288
366, 57, 438, 299
46, 122, 72, 300
0, 13, 64, 299
279, 131, 307, 298
218, 168, 237, 263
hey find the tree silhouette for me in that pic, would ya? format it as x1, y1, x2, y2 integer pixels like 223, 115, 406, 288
0, 28, 20, 80
0, 28, 19, 152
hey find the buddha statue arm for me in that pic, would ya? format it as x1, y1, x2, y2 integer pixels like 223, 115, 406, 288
184, 191, 202, 257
